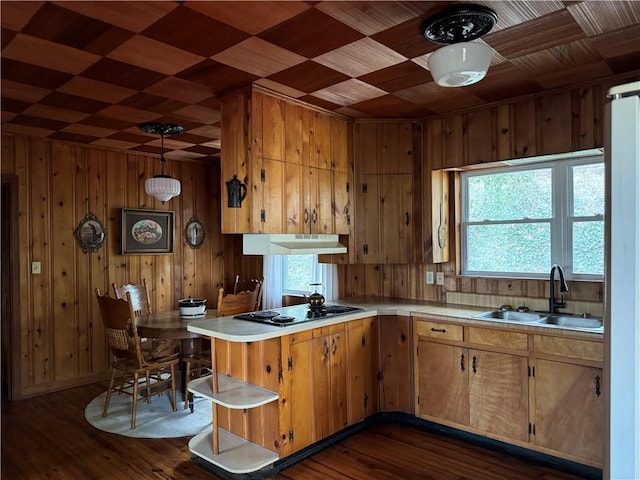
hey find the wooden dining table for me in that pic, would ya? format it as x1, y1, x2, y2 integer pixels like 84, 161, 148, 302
136, 310, 217, 398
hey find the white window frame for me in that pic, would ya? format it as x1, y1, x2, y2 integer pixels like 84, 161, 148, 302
460, 154, 604, 280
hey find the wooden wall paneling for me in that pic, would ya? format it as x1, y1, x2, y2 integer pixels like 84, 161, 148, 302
512, 98, 537, 158
443, 115, 464, 168
29, 138, 52, 388
73, 146, 91, 378
496, 104, 512, 161
464, 109, 495, 165
105, 150, 127, 291
538, 90, 573, 155
50, 144, 77, 381
573, 86, 596, 151
86, 148, 108, 374
424, 118, 444, 170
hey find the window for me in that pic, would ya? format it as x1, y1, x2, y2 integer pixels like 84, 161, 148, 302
282, 254, 317, 295
461, 155, 604, 280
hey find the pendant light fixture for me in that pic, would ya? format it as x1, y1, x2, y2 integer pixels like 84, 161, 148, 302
422, 4, 497, 87
138, 122, 185, 204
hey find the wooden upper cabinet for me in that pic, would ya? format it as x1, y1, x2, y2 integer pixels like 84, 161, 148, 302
221, 86, 352, 234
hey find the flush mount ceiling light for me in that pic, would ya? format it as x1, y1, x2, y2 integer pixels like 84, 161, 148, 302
422, 4, 497, 88
138, 122, 185, 204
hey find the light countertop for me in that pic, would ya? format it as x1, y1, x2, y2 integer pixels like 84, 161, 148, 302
186, 296, 603, 342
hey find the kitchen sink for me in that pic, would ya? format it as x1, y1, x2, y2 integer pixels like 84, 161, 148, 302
474, 310, 603, 330
473, 310, 546, 322
536, 315, 603, 329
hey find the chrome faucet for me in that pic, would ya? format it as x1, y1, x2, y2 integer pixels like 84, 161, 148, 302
549, 264, 569, 313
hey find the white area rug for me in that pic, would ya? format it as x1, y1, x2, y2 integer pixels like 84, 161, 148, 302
85, 390, 211, 439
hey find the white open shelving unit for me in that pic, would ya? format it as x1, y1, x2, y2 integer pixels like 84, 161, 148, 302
187, 375, 279, 474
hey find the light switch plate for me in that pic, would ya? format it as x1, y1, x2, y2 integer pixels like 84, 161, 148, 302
426, 271, 434, 284
436, 272, 445, 285
31, 261, 41, 274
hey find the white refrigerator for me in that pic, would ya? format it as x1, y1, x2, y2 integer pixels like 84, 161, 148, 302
605, 80, 640, 480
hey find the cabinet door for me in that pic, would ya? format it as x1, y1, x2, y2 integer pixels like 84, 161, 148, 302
416, 341, 469, 425
380, 173, 413, 264
469, 349, 529, 442
534, 359, 604, 464
332, 170, 351, 235
378, 315, 413, 413
356, 174, 381, 263
345, 317, 378, 424
285, 337, 316, 454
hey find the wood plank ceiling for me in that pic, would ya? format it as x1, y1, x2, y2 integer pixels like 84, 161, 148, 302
2, 1, 639, 161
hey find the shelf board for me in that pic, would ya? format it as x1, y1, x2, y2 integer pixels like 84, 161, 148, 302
187, 374, 278, 409
189, 427, 279, 474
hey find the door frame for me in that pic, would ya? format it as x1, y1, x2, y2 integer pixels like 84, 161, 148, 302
2, 174, 21, 400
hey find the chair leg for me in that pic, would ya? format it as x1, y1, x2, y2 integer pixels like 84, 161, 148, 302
131, 372, 139, 429
102, 368, 117, 418
170, 364, 177, 412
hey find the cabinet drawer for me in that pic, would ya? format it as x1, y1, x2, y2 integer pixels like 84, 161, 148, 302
467, 327, 528, 351
533, 335, 603, 362
416, 321, 463, 341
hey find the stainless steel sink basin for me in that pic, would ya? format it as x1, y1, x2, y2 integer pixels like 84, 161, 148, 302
474, 310, 603, 330
536, 315, 603, 329
473, 310, 546, 322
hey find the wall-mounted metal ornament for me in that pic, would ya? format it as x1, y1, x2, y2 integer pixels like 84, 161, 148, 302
225, 174, 247, 208
184, 216, 205, 249
74, 212, 106, 253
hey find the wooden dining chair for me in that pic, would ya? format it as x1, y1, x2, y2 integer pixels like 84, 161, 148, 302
95, 288, 180, 429
112, 279, 180, 358
232, 275, 264, 311
183, 287, 261, 411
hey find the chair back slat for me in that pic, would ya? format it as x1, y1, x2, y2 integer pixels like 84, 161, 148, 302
232, 276, 264, 311
112, 279, 151, 316
216, 287, 260, 316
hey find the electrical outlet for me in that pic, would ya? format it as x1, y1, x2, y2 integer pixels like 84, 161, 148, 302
436, 272, 445, 285
31, 261, 41, 275
426, 271, 434, 284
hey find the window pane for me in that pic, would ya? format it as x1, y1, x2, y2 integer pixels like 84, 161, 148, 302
284, 254, 314, 292
466, 223, 550, 273
573, 163, 604, 216
573, 221, 604, 275
467, 169, 552, 222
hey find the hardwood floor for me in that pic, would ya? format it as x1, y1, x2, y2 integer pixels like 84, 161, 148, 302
2, 382, 593, 480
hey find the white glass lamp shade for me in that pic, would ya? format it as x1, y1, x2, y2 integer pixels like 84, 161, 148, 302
428, 42, 492, 87
145, 175, 181, 203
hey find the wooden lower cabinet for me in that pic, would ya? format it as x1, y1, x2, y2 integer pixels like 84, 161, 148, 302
533, 359, 604, 465
413, 316, 603, 467
280, 316, 378, 456
416, 340, 528, 442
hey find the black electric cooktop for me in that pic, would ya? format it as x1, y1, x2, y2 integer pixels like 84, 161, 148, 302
234, 305, 364, 327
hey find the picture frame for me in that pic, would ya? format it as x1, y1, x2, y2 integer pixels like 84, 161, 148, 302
74, 212, 106, 253
121, 208, 174, 255
184, 216, 205, 249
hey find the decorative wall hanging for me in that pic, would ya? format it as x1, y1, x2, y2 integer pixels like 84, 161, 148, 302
225, 174, 247, 208
139, 122, 184, 204
121, 208, 174, 255
184, 216, 205, 249
74, 212, 106, 253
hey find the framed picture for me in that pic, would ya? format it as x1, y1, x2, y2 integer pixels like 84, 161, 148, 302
121, 209, 174, 255
184, 216, 205, 249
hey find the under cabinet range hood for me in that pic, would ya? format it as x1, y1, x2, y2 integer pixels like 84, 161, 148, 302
243, 234, 347, 255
